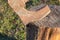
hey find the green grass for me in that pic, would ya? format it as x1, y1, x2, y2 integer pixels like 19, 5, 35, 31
46, 0, 60, 5
0, 0, 25, 40
25, 0, 41, 9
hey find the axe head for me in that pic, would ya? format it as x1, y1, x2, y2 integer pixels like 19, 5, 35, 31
8, 0, 51, 25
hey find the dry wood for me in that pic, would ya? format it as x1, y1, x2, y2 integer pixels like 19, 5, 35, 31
8, 0, 51, 25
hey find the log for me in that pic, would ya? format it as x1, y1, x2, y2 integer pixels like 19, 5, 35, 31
8, 0, 51, 25
26, 23, 60, 40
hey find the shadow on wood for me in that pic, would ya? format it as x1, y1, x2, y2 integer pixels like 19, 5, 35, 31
26, 23, 39, 40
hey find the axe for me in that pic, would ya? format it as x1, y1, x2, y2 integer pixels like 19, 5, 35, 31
8, 0, 51, 25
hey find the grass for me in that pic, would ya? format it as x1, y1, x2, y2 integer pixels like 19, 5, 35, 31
25, 0, 41, 9
0, 0, 25, 40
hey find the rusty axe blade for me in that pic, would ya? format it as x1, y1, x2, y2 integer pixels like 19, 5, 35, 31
8, 0, 51, 25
